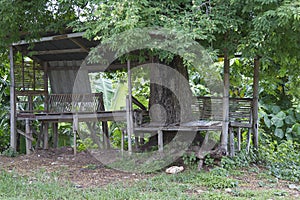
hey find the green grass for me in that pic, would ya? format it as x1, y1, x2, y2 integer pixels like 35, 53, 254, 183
0, 168, 295, 200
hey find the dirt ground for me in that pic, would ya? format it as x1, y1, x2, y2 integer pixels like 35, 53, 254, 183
0, 147, 299, 199
0, 147, 150, 188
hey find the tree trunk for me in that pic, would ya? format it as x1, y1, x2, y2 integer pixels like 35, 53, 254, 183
145, 55, 194, 145
149, 55, 193, 125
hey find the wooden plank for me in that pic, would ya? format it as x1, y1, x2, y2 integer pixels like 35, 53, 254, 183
29, 48, 86, 55
52, 122, 58, 148
121, 129, 125, 154
229, 128, 235, 157
17, 129, 34, 141
25, 119, 32, 155
73, 114, 78, 156
158, 130, 163, 153
44, 62, 49, 112
126, 96, 132, 154
43, 122, 49, 149
9, 46, 17, 151
69, 38, 89, 52
13, 32, 85, 46
237, 127, 241, 151
132, 96, 147, 110
127, 60, 134, 154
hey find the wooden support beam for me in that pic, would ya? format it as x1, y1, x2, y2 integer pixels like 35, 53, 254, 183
25, 119, 32, 155
17, 129, 34, 141
69, 38, 89, 52
29, 48, 86, 55
229, 128, 235, 157
9, 46, 17, 151
52, 123, 58, 148
73, 114, 78, 156
126, 96, 133, 154
43, 122, 49, 149
121, 129, 125, 155
132, 96, 147, 110
126, 60, 134, 154
102, 121, 109, 149
44, 62, 49, 112
221, 53, 230, 154
253, 57, 260, 149
237, 127, 241, 152
13, 32, 85, 46
158, 130, 163, 153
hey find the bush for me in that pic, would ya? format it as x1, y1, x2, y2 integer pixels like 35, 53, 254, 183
221, 140, 300, 182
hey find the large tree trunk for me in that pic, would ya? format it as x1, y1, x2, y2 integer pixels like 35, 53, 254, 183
149, 55, 193, 125
144, 55, 194, 146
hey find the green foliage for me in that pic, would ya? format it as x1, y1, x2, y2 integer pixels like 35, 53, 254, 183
1, 147, 19, 157
182, 152, 197, 166
77, 138, 98, 152
260, 103, 300, 143
0, 53, 10, 152
221, 140, 300, 183
259, 140, 300, 182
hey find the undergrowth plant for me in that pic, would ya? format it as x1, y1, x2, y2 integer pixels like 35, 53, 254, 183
220, 140, 300, 183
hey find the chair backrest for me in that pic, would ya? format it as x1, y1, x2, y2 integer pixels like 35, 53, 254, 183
192, 96, 253, 123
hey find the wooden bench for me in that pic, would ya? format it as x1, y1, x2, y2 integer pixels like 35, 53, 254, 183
131, 96, 253, 154
194, 96, 253, 154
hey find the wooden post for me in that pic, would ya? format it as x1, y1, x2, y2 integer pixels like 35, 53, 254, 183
102, 121, 109, 149
158, 130, 163, 153
253, 57, 260, 149
73, 114, 78, 156
121, 129, 125, 155
52, 122, 58, 148
44, 62, 49, 112
237, 127, 241, 152
126, 59, 134, 154
221, 53, 230, 154
9, 46, 17, 151
25, 119, 32, 154
126, 96, 133, 154
229, 128, 235, 157
43, 122, 49, 149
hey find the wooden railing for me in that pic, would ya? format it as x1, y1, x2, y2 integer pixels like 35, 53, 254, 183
192, 96, 253, 128
48, 93, 104, 113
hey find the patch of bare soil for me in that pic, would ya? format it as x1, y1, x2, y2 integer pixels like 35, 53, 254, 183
0, 147, 150, 188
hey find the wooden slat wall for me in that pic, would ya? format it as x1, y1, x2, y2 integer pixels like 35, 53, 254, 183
192, 97, 253, 123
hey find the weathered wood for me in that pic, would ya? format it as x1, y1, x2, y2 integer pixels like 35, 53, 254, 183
9, 46, 17, 151
43, 122, 49, 149
69, 38, 89, 52
158, 130, 163, 153
17, 129, 34, 141
25, 119, 32, 155
13, 32, 85, 46
132, 96, 147, 111
237, 127, 241, 151
52, 122, 58, 148
44, 62, 49, 112
126, 96, 133, 154
127, 60, 134, 154
121, 129, 125, 154
29, 48, 86, 56
221, 53, 230, 154
229, 127, 235, 157
253, 57, 260, 149
73, 114, 78, 156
